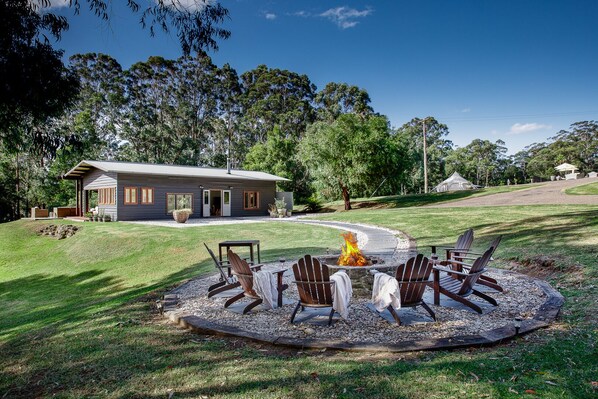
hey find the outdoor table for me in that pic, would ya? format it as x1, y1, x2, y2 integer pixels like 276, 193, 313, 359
218, 240, 261, 264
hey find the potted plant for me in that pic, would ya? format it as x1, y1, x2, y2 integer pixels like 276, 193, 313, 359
172, 197, 192, 223
268, 203, 278, 218
98, 211, 105, 222
102, 214, 111, 222
85, 211, 93, 221
274, 197, 287, 217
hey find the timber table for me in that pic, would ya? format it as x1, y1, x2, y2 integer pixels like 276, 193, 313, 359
219, 240, 261, 264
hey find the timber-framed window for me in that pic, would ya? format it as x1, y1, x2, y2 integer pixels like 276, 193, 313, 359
243, 191, 260, 210
98, 187, 116, 205
141, 187, 154, 205
166, 193, 193, 214
124, 187, 138, 205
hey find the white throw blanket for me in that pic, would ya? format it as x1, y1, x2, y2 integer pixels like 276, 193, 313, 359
330, 271, 352, 319
371, 272, 401, 312
252, 270, 278, 309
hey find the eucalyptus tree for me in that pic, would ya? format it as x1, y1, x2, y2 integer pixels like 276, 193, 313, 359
299, 114, 400, 210
314, 82, 374, 122
121, 56, 178, 163
395, 117, 453, 193
240, 65, 317, 143
445, 139, 507, 186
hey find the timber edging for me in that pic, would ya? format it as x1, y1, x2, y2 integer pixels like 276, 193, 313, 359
160, 271, 564, 353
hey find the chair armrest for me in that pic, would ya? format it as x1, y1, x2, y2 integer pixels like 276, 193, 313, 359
272, 268, 287, 276
433, 266, 471, 277
445, 247, 473, 252
249, 264, 264, 271
442, 259, 474, 267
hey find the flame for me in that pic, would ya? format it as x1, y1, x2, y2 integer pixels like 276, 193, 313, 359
337, 232, 369, 266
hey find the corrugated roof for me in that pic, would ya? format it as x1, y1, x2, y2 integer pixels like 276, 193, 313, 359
63, 160, 290, 182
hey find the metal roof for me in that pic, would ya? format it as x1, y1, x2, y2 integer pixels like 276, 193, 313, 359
63, 160, 290, 182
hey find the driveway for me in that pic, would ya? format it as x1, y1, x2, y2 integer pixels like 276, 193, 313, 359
430, 178, 598, 207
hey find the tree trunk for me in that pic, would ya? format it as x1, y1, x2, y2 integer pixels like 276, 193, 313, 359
340, 182, 351, 211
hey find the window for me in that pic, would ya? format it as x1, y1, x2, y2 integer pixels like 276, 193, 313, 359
124, 187, 138, 205
141, 188, 154, 205
98, 187, 116, 205
243, 191, 260, 210
166, 193, 193, 214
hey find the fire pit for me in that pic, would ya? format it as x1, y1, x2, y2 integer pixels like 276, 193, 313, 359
318, 232, 398, 297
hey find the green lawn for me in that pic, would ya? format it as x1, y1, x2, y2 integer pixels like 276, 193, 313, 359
1, 206, 597, 398
297, 184, 539, 212
565, 181, 598, 195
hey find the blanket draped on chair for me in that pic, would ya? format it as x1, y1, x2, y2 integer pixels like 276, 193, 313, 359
252, 270, 279, 309
330, 271, 352, 319
371, 272, 401, 312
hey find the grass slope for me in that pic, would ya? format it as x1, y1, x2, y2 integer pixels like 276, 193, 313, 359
1, 207, 597, 398
565, 181, 598, 195
302, 184, 539, 212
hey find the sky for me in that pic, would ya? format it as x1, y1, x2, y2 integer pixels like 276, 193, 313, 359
47, 0, 598, 154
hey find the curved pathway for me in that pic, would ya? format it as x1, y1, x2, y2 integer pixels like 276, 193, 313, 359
431, 179, 598, 207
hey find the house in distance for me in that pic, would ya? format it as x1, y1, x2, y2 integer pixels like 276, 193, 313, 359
63, 160, 290, 221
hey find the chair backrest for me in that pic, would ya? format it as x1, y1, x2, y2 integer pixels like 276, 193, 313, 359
292, 255, 333, 306
457, 247, 494, 296
395, 254, 433, 306
228, 250, 258, 297
203, 243, 229, 282
449, 228, 474, 261
487, 236, 502, 259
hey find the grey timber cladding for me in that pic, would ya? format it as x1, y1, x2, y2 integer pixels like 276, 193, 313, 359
116, 173, 275, 220
82, 169, 117, 220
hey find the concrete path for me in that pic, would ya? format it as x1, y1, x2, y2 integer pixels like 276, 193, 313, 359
431, 178, 598, 208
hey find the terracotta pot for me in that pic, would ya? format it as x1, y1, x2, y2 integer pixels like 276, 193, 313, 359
173, 210, 190, 223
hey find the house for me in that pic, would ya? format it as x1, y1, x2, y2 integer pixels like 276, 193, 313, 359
63, 160, 290, 221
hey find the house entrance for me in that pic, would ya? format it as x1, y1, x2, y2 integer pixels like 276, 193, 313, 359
202, 189, 231, 217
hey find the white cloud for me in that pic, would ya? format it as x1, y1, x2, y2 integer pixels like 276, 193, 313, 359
265, 13, 277, 20
30, 0, 70, 9
159, 0, 216, 12
461, 108, 471, 113
293, 11, 310, 17
509, 122, 552, 135
319, 6, 373, 29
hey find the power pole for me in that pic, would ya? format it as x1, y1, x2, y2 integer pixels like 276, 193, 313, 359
422, 118, 428, 194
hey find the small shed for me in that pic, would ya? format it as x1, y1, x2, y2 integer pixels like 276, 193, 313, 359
555, 163, 580, 180
434, 172, 475, 193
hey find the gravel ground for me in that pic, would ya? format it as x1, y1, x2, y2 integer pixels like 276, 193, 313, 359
173, 261, 546, 344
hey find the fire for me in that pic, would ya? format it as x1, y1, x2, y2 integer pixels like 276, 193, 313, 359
337, 232, 369, 266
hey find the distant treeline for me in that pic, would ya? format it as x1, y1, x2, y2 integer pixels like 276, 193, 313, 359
0, 53, 596, 221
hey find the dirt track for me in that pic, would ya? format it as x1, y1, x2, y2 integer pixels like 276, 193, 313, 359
430, 179, 598, 207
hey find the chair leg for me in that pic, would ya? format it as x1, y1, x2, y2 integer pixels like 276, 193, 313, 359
224, 292, 245, 308
480, 274, 498, 284
328, 308, 335, 326
242, 298, 263, 314
290, 301, 302, 324
208, 280, 226, 292
420, 301, 436, 321
207, 281, 240, 298
472, 289, 498, 306
387, 305, 401, 325
277, 283, 289, 307
440, 287, 483, 314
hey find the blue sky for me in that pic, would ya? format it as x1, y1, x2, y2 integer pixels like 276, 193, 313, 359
49, 0, 598, 154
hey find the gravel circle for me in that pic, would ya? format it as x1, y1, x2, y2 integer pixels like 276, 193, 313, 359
173, 262, 546, 344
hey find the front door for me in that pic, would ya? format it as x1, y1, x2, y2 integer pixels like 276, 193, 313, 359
222, 190, 231, 216
202, 190, 210, 218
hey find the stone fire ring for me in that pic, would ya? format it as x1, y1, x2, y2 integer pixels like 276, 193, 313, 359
160, 270, 564, 353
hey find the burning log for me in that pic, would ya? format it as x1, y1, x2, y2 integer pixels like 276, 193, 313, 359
337, 232, 369, 266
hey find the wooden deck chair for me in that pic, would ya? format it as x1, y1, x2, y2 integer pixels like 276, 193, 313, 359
446, 236, 503, 292
386, 254, 436, 325
224, 250, 288, 314
290, 255, 336, 326
430, 228, 474, 261
432, 247, 498, 314
204, 243, 241, 298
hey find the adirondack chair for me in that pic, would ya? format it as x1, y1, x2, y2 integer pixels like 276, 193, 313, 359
430, 228, 474, 262
290, 255, 336, 325
204, 243, 240, 298
224, 250, 288, 314
432, 247, 498, 314
384, 254, 436, 325
446, 236, 503, 292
